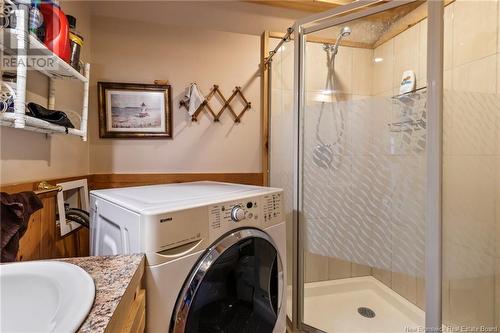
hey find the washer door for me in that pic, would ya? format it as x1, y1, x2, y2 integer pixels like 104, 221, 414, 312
171, 228, 283, 333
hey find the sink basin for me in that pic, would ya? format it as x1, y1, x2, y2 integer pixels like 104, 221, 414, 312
0, 261, 95, 333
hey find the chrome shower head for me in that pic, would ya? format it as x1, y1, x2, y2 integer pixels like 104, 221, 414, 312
339, 26, 352, 38
331, 26, 351, 56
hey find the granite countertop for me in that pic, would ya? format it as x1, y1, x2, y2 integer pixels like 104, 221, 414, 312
58, 254, 145, 333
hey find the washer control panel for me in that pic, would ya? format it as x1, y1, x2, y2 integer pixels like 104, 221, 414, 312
208, 190, 283, 240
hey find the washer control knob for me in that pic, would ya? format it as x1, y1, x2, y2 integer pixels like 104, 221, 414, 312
231, 206, 246, 222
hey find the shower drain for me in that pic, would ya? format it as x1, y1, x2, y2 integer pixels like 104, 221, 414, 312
357, 307, 376, 318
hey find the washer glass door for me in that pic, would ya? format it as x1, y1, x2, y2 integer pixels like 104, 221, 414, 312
172, 229, 282, 333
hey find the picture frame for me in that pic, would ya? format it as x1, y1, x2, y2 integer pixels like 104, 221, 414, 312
97, 81, 172, 138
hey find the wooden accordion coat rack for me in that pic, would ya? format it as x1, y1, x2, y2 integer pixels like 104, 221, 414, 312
180, 85, 251, 123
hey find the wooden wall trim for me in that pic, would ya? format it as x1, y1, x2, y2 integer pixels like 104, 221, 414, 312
1, 173, 264, 193
0, 175, 91, 194
89, 173, 264, 189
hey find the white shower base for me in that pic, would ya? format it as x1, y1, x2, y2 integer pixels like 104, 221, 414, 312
295, 276, 425, 333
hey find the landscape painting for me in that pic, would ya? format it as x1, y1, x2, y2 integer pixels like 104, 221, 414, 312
98, 82, 172, 138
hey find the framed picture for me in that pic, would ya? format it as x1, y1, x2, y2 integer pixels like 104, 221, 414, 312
98, 81, 172, 138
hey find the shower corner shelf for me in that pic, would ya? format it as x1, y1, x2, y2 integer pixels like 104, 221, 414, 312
0, 4, 90, 141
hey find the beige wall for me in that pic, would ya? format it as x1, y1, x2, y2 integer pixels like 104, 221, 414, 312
86, 1, 300, 174
0, 2, 92, 184
1, 1, 302, 183
89, 17, 265, 173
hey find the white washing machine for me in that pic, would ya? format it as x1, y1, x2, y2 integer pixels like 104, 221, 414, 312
90, 181, 286, 333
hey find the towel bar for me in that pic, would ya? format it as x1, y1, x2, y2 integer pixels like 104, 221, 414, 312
35, 181, 63, 195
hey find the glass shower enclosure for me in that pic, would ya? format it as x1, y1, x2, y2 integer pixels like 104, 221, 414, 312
268, 0, 499, 332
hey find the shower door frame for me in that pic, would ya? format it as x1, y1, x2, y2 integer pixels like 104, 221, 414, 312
290, 0, 444, 331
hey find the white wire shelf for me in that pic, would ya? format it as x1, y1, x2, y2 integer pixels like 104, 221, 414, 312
1, 5, 90, 141
0, 112, 85, 137
1, 28, 88, 82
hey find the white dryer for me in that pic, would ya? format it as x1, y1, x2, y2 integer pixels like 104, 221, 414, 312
90, 181, 286, 333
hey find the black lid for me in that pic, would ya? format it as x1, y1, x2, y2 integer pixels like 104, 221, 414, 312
66, 15, 77, 29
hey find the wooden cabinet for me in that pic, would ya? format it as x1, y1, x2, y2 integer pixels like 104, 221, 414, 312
17, 193, 89, 261
104, 258, 146, 333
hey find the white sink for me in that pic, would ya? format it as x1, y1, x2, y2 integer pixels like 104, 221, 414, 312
0, 261, 95, 333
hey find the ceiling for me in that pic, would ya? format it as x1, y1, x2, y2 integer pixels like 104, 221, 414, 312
246, 0, 354, 13
261, 1, 426, 48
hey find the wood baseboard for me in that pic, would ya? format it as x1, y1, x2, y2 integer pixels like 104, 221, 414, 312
89, 173, 264, 189
1, 172, 264, 193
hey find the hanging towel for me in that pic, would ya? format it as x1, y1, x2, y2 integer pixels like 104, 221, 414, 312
182, 83, 205, 116
0, 192, 43, 262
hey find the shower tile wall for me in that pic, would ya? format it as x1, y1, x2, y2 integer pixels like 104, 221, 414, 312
302, 20, 428, 310
302, 42, 375, 284
270, 0, 500, 327
370, 0, 500, 327
442, 0, 500, 328
369, 15, 428, 309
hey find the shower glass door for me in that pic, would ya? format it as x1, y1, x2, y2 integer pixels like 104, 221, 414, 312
298, 1, 428, 331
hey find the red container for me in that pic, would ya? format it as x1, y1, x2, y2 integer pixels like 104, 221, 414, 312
39, 3, 71, 63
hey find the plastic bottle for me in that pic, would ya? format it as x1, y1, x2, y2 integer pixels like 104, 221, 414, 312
39, 1, 70, 62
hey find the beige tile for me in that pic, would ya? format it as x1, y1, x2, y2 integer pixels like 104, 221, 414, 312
392, 271, 417, 305
304, 251, 329, 283
444, 4, 453, 70
351, 262, 371, 277
352, 48, 373, 96
442, 278, 451, 326
393, 24, 420, 91
496, 258, 500, 327
372, 39, 394, 95
444, 69, 452, 90
449, 276, 495, 327
497, 157, 500, 258
443, 71, 453, 156
305, 43, 353, 94
327, 257, 351, 280
453, 0, 497, 67
269, 41, 294, 92
372, 267, 392, 288
452, 55, 497, 95
449, 65, 498, 155
443, 156, 496, 256
418, 19, 428, 89
416, 277, 425, 311
497, 93, 500, 156
333, 46, 354, 94
374, 89, 393, 97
